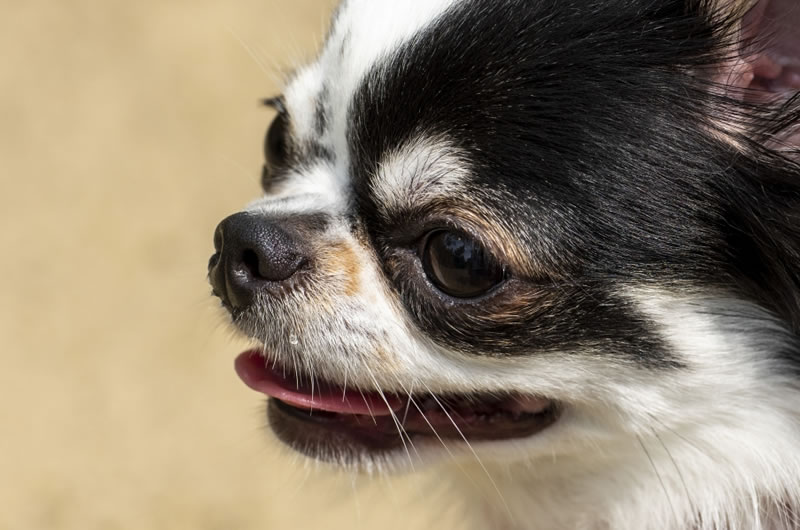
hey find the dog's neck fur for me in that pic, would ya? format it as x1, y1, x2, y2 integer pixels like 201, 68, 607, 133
459, 450, 800, 530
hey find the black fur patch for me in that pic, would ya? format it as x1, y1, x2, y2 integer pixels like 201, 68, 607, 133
346, 0, 800, 366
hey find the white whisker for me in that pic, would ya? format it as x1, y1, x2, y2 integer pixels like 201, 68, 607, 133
226, 26, 271, 77
419, 382, 513, 522
363, 366, 416, 471
637, 433, 679, 525
356, 387, 377, 426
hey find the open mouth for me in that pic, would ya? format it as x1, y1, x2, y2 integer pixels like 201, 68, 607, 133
235, 350, 559, 455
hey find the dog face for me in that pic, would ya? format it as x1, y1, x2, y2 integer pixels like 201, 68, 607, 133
210, 0, 800, 521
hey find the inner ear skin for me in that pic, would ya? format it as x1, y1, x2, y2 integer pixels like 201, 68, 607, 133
726, 0, 800, 97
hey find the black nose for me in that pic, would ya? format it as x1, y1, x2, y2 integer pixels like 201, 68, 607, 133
208, 212, 306, 308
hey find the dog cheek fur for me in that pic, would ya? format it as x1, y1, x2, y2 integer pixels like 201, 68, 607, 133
451, 289, 800, 530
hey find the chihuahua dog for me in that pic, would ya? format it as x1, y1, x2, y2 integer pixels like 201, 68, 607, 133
209, 0, 800, 528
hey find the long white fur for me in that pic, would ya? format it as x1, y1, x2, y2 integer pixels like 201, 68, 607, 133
281, 0, 461, 215
373, 136, 471, 215
237, 1, 800, 528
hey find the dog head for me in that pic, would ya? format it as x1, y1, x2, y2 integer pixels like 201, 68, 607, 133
210, 0, 800, 490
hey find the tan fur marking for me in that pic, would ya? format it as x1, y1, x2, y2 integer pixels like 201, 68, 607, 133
316, 241, 361, 297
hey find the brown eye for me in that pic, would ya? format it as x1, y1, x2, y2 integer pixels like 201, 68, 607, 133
262, 113, 289, 187
421, 230, 506, 298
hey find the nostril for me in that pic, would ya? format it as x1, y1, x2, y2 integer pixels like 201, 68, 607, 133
241, 249, 262, 279
210, 212, 309, 307
208, 252, 220, 271
238, 246, 304, 282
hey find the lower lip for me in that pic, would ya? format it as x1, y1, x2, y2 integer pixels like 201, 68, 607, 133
267, 396, 559, 457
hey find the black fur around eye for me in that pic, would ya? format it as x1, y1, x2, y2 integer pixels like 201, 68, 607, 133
421, 230, 505, 298
263, 113, 289, 181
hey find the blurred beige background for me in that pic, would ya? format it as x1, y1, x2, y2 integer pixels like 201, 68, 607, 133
0, 1, 464, 528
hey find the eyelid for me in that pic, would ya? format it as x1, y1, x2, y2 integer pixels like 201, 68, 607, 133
260, 96, 287, 114
388, 216, 502, 259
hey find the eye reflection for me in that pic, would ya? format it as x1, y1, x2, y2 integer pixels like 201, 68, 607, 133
421, 230, 505, 298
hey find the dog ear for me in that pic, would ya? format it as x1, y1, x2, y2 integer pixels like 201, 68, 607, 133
708, 1, 800, 334
714, 0, 799, 101
705, 0, 800, 152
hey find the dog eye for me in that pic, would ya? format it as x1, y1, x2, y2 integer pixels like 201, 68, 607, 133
421, 230, 505, 298
263, 113, 289, 175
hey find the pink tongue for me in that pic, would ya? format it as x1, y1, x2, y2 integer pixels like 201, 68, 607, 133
234, 350, 404, 416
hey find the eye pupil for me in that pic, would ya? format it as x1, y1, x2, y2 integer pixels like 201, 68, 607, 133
422, 231, 505, 298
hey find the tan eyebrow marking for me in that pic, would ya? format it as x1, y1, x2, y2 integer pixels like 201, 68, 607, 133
374, 136, 561, 281
373, 136, 470, 215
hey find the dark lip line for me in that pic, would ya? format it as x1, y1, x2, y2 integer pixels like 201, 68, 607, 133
275, 396, 560, 423
270, 396, 561, 451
